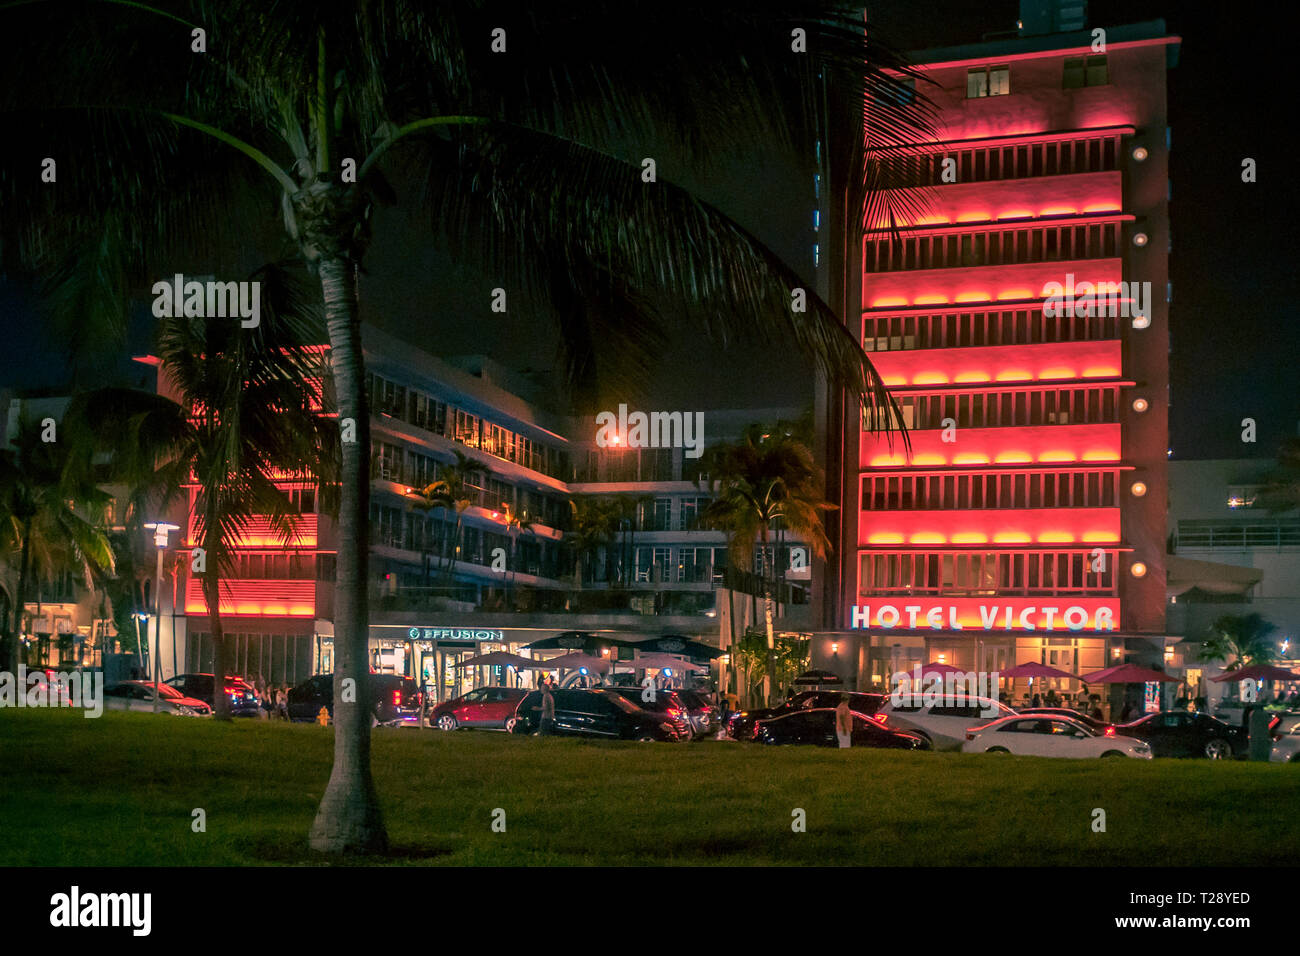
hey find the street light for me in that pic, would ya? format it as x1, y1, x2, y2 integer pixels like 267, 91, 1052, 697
144, 522, 180, 712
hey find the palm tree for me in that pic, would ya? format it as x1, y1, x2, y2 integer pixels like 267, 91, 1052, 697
1200, 614, 1279, 670
498, 503, 534, 607
3, 1, 928, 853
701, 430, 834, 705
0, 419, 116, 674
566, 497, 616, 592
65, 279, 329, 719
422, 451, 482, 595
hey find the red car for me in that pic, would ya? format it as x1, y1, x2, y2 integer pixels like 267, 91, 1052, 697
430, 686, 529, 731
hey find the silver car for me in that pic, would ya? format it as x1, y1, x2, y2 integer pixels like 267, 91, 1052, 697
104, 680, 212, 716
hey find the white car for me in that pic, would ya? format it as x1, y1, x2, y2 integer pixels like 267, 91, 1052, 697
963, 715, 1152, 759
103, 680, 212, 716
1270, 724, 1300, 763
873, 694, 1016, 751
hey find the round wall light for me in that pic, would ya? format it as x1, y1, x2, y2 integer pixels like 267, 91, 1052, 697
1132, 315, 1151, 329
1131, 481, 1148, 497
1132, 232, 1149, 247
1130, 561, 1148, 578
1132, 397, 1149, 413
1132, 146, 1149, 162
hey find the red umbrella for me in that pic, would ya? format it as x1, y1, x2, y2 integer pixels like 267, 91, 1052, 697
1000, 660, 1079, 680
1079, 663, 1179, 684
1210, 663, 1300, 683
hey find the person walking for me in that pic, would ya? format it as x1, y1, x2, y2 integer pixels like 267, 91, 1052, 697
538, 681, 556, 736
834, 694, 853, 749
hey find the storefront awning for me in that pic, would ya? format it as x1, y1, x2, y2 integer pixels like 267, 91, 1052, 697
1166, 555, 1262, 596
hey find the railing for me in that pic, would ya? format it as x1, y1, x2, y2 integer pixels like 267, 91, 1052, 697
367, 584, 718, 617
1175, 519, 1300, 550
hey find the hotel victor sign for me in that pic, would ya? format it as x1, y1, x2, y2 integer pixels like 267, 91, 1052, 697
849, 598, 1118, 632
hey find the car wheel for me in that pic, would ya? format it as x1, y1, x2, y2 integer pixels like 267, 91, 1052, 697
1101, 750, 1125, 758
985, 746, 1010, 754
1205, 738, 1231, 759
504, 716, 518, 733
635, 733, 657, 742
436, 714, 458, 732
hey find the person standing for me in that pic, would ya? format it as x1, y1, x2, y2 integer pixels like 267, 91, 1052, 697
539, 682, 556, 736
834, 694, 853, 749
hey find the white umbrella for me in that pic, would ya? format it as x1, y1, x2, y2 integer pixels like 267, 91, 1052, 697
619, 652, 707, 673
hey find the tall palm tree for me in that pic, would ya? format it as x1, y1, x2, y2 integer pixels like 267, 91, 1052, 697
421, 450, 482, 595
0, 419, 116, 674
1199, 613, 1279, 670
701, 430, 834, 705
2, 1, 929, 853
65, 276, 330, 718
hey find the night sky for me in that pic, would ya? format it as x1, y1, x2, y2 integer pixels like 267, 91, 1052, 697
1, 1, 1294, 460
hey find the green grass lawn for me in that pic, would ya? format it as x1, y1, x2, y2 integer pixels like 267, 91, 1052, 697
2, 708, 1296, 866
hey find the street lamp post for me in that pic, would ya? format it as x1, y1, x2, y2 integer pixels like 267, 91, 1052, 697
144, 522, 180, 713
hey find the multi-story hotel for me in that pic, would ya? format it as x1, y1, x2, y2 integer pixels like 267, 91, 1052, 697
813, 9, 1180, 709
148, 324, 808, 701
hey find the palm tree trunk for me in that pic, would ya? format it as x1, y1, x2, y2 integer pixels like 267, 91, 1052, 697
202, 567, 231, 721
760, 525, 776, 706
7, 524, 33, 674
309, 255, 387, 855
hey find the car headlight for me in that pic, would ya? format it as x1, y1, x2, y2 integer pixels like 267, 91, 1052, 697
176, 705, 193, 716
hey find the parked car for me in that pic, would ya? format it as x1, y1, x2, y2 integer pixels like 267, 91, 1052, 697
673, 688, 719, 738
605, 687, 693, 738
1016, 707, 1112, 734
430, 686, 529, 731
509, 688, 688, 741
873, 695, 1016, 751
728, 691, 884, 741
962, 715, 1151, 759
164, 673, 262, 717
103, 680, 212, 716
1114, 711, 1247, 759
286, 673, 422, 726
754, 708, 928, 750
1270, 723, 1300, 762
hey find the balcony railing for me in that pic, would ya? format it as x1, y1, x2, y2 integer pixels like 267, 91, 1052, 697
1175, 519, 1300, 550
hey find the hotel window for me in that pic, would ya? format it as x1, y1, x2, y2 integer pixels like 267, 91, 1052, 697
1063, 55, 1108, 89
967, 66, 1009, 98
860, 550, 1116, 597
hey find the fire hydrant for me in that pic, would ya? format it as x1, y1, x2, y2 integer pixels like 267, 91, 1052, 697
316, 706, 331, 726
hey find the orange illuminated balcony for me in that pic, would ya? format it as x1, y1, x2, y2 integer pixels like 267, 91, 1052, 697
859, 508, 1119, 549
187, 514, 318, 549
876, 171, 1122, 228
184, 579, 315, 617
863, 423, 1121, 469
869, 339, 1121, 388
864, 260, 1121, 311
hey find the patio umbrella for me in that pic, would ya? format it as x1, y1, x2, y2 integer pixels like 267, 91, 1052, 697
1079, 663, 1180, 684
792, 669, 842, 685
522, 651, 610, 674
452, 651, 532, 669
1210, 664, 1300, 683
1000, 661, 1079, 681
616, 653, 707, 673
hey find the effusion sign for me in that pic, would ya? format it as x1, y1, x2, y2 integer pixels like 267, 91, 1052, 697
849, 598, 1119, 632
407, 627, 505, 641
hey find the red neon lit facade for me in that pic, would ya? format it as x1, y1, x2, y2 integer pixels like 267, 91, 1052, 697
815, 20, 1177, 693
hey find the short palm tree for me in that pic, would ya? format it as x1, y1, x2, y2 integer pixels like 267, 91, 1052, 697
3, 1, 928, 853
701, 430, 834, 705
1200, 613, 1279, 670
566, 497, 616, 591
498, 502, 534, 606
410, 450, 482, 594
0, 419, 116, 674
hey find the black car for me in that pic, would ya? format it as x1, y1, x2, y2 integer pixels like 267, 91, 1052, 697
164, 673, 262, 717
729, 691, 885, 741
1115, 711, 1248, 759
754, 708, 928, 749
287, 673, 422, 727
605, 687, 693, 738
510, 688, 688, 741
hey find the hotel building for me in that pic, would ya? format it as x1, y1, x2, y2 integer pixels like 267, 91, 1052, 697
153, 324, 807, 701
813, 10, 1180, 709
